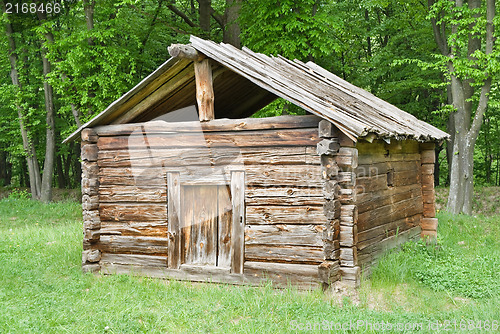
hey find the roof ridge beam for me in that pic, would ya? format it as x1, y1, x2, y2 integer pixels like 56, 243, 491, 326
168, 44, 206, 62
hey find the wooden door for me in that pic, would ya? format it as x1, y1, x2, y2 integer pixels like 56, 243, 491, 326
180, 185, 232, 268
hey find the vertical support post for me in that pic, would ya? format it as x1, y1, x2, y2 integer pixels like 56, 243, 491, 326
167, 172, 181, 269
420, 142, 438, 241
194, 59, 214, 121
81, 128, 101, 274
230, 171, 245, 274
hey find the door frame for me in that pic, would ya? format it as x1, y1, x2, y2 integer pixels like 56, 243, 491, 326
167, 171, 245, 274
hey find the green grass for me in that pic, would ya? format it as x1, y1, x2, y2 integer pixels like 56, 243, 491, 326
1, 197, 500, 333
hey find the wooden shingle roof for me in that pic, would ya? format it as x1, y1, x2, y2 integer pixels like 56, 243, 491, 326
64, 36, 448, 143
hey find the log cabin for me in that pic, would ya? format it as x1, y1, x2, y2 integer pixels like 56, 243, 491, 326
65, 36, 449, 289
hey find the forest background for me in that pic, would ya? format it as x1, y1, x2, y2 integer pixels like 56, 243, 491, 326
0, 0, 498, 215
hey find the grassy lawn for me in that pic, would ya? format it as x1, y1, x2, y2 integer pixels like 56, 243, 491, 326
1, 194, 500, 333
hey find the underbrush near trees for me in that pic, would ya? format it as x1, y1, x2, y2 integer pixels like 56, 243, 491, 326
1, 198, 499, 333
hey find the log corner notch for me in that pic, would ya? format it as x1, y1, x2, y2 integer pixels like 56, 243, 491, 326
420, 142, 438, 242
317, 120, 342, 289
168, 44, 214, 122
81, 128, 101, 274
318, 120, 360, 288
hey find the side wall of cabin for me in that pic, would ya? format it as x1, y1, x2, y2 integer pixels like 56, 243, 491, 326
354, 139, 437, 274
81, 115, 339, 288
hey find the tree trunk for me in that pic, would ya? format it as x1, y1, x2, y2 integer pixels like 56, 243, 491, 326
199, 0, 211, 36
2, 3, 42, 199
223, 0, 241, 48
37, 11, 57, 203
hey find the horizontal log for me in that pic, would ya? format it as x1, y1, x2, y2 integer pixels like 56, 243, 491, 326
81, 128, 98, 142
340, 247, 358, 267
422, 189, 436, 204
100, 221, 168, 237
340, 266, 360, 287
82, 194, 99, 211
421, 163, 435, 175
323, 219, 340, 242
95, 115, 322, 136
357, 153, 421, 165
81, 143, 98, 161
98, 146, 320, 168
99, 185, 166, 203
82, 249, 101, 263
82, 264, 100, 274
357, 184, 422, 214
82, 162, 98, 179
324, 241, 340, 260
245, 244, 324, 264
340, 205, 358, 226
316, 139, 340, 155
246, 205, 326, 225
357, 214, 422, 250
100, 253, 167, 267
244, 261, 321, 287
168, 44, 205, 61
423, 203, 436, 218
318, 260, 340, 284
421, 174, 434, 186
320, 156, 339, 179
84, 229, 100, 242
420, 150, 435, 164
357, 226, 421, 268
100, 261, 321, 289
100, 203, 167, 222
340, 225, 358, 247
421, 218, 438, 231
84, 219, 101, 231
420, 142, 436, 150
338, 187, 356, 204
336, 147, 358, 169
245, 187, 323, 206
83, 209, 100, 222
245, 224, 324, 247
337, 171, 356, 186
98, 165, 322, 188
356, 160, 420, 177
323, 180, 341, 200
357, 196, 423, 232
98, 235, 169, 255
323, 199, 341, 220
97, 128, 320, 150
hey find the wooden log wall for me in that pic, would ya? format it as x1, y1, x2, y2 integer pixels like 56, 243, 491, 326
419, 142, 438, 240
87, 115, 332, 288
355, 139, 423, 273
81, 129, 102, 273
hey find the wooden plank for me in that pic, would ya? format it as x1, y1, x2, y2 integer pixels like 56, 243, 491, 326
97, 128, 320, 150
358, 213, 421, 245
356, 184, 422, 214
246, 205, 325, 225
357, 196, 423, 232
340, 247, 357, 267
245, 244, 324, 264
340, 225, 358, 247
81, 144, 98, 161
98, 235, 169, 255
421, 217, 438, 231
100, 203, 167, 222
194, 59, 214, 121
100, 221, 167, 237
218, 185, 232, 268
420, 150, 435, 164
318, 260, 341, 284
231, 171, 245, 274
423, 202, 436, 218
357, 226, 421, 268
246, 186, 323, 206
95, 115, 322, 136
100, 261, 320, 289
167, 172, 181, 269
356, 160, 420, 177
245, 224, 324, 247
97, 146, 320, 168
187, 186, 218, 266
81, 128, 98, 142
357, 214, 422, 251
99, 185, 166, 203
100, 253, 167, 267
